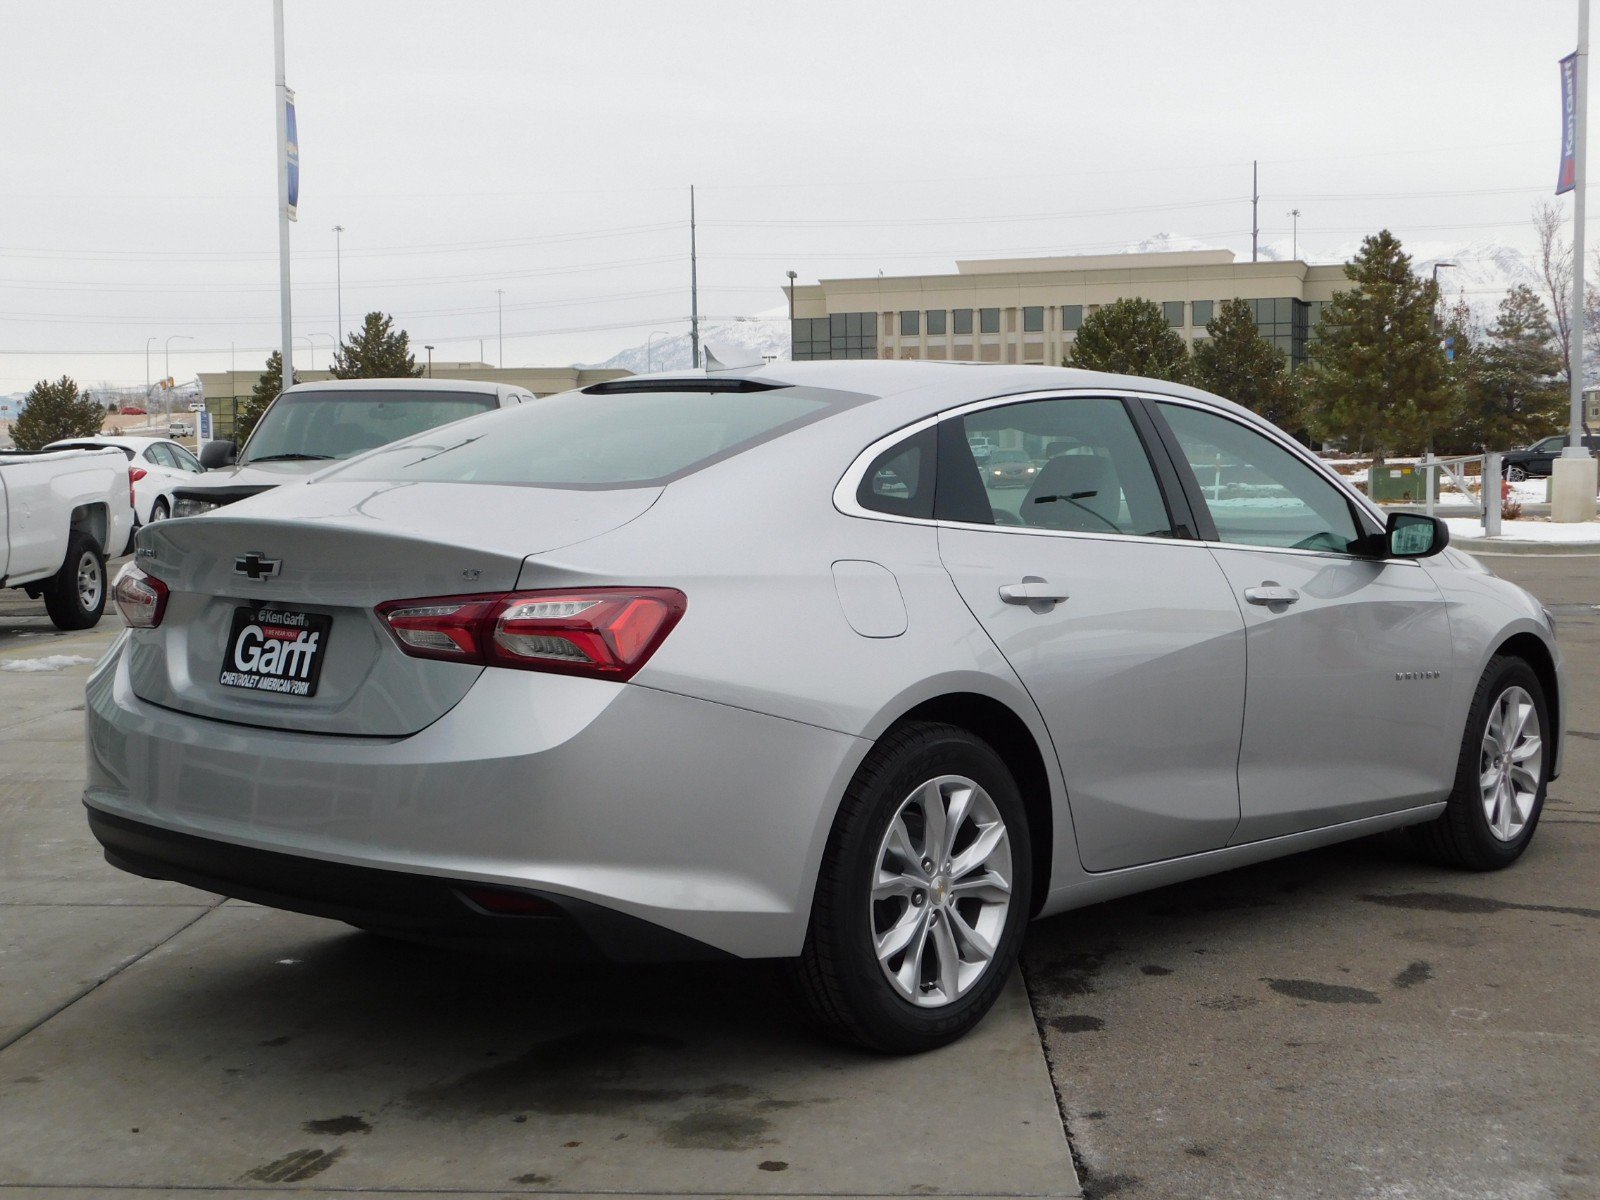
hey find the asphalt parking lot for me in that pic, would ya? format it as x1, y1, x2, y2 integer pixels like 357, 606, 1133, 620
1, 552, 1596, 1200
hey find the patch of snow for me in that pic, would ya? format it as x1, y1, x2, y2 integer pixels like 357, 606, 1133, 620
584, 313, 791, 374
1444, 518, 1600, 543
0, 654, 95, 673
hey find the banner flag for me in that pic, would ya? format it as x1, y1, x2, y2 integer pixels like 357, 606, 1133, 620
285, 88, 300, 220
1558, 52, 1578, 195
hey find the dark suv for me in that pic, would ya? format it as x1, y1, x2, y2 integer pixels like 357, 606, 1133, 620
1501, 433, 1600, 482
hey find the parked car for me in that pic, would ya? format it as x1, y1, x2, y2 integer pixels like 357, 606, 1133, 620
1500, 433, 1600, 482
44, 435, 206, 532
167, 421, 193, 438
87, 363, 1562, 1052
173, 378, 535, 516
119, 406, 146, 416
1, 445, 134, 628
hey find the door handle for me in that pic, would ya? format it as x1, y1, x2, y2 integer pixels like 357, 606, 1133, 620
999, 580, 1070, 605
1244, 584, 1300, 606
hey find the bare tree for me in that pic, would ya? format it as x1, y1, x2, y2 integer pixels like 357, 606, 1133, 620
1534, 200, 1573, 386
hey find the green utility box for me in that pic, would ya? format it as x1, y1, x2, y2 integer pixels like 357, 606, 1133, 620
1368, 463, 1440, 503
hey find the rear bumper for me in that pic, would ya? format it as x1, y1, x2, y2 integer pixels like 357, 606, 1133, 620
84, 637, 865, 959
88, 807, 727, 961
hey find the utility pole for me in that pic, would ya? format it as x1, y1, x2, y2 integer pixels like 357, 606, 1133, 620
496, 289, 504, 368
1251, 160, 1259, 263
273, 0, 294, 390
1288, 208, 1301, 261
332, 224, 345, 341
1554, 0, 1599, 521
690, 185, 700, 369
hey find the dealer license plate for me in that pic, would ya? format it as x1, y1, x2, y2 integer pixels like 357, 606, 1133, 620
219, 604, 331, 697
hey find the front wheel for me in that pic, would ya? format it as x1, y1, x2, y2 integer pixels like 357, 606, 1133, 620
1409, 656, 1550, 869
793, 722, 1031, 1053
149, 497, 170, 523
1504, 465, 1527, 483
41, 530, 107, 630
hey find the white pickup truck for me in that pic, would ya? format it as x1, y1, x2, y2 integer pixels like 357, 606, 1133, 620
0, 448, 135, 629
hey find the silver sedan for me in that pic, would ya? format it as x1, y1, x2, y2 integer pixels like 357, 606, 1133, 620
87, 362, 1563, 1052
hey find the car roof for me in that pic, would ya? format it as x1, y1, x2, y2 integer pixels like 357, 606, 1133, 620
43, 435, 174, 451
281, 377, 528, 398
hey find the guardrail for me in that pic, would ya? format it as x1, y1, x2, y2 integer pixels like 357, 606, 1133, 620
1417, 451, 1503, 537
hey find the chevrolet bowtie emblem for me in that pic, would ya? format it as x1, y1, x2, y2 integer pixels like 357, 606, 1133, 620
234, 552, 281, 581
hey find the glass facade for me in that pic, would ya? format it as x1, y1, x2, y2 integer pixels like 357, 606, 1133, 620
1191, 300, 1213, 328
1163, 301, 1185, 328
1245, 297, 1310, 366
1022, 306, 1044, 332
980, 307, 1001, 333
1061, 304, 1083, 330
926, 309, 947, 335
791, 313, 879, 360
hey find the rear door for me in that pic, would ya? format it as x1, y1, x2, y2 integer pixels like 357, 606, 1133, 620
934, 392, 1248, 873
1147, 399, 1457, 841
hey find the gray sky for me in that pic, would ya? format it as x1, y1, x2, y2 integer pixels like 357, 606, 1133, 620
0, 0, 1586, 391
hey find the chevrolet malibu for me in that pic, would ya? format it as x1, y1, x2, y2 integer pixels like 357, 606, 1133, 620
87, 362, 1562, 1053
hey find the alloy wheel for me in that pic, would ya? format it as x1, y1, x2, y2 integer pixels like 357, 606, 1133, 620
1480, 685, 1542, 842
871, 774, 1013, 1007
76, 551, 103, 613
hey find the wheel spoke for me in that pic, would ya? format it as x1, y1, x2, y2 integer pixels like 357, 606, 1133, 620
874, 869, 924, 900
1496, 782, 1515, 838
1510, 765, 1540, 796
951, 820, 1007, 880
947, 907, 996, 962
893, 913, 934, 994
931, 915, 961, 1000
884, 816, 919, 872
951, 868, 1011, 902
876, 905, 926, 963
918, 780, 947, 863
941, 783, 975, 862
1510, 734, 1542, 765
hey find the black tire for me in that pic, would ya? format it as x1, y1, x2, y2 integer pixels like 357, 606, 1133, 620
41, 530, 107, 631
1409, 656, 1550, 870
793, 721, 1032, 1054
150, 498, 170, 523
1504, 465, 1527, 483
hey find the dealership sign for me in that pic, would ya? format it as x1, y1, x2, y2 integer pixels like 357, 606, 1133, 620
1558, 51, 1578, 195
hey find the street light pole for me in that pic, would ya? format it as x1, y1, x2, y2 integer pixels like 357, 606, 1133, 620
786, 270, 798, 356
646, 330, 672, 372
424, 345, 434, 378
273, 0, 294, 396
144, 336, 156, 391
332, 224, 345, 340
496, 289, 504, 368
164, 335, 193, 418
1287, 210, 1301, 261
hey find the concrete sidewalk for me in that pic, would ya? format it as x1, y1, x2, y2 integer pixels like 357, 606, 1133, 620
0, 623, 1079, 1200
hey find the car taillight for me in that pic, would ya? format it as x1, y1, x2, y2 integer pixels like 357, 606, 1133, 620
127, 467, 143, 509
377, 588, 686, 681
113, 564, 169, 628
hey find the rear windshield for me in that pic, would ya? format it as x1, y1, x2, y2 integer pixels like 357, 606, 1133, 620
327, 385, 855, 488
240, 389, 498, 466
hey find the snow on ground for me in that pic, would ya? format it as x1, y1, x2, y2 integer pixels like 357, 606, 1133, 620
1444, 518, 1600, 543
0, 654, 95, 673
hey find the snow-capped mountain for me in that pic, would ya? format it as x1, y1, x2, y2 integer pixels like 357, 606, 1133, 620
586, 313, 790, 373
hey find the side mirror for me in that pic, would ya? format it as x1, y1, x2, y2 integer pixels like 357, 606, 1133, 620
199, 439, 236, 470
1385, 512, 1448, 559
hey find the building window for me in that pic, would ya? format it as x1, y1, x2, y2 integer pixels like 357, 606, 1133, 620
980, 308, 1001, 334
795, 313, 877, 360
953, 308, 974, 335
899, 310, 920, 337
1163, 301, 1185, 328
1061, 305, 1083, 330
1022, 306, 1044, 333
926, 310, 947, 335
1191, 300, 1213, 327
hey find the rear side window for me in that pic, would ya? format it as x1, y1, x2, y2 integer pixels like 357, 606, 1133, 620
856, 426, 935, 519
330, 385, 862, 488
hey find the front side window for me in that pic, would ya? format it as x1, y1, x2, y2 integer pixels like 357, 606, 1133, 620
1157, 403, 1363, 554
936, 396, 1173, 537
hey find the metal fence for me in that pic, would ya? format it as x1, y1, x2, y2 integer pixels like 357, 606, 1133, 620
1416, 451, 1504, 537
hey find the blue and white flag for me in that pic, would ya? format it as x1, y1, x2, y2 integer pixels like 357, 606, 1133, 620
285, 88, 300, 220
1558, 52, 1578, 195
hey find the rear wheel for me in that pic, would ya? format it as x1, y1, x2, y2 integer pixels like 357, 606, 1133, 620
793, 721, 1031, 1053
1410, 656, 1549, 869
1504, 465, 1527, 483
41, 530, 106, 630
150, 497, 170, 523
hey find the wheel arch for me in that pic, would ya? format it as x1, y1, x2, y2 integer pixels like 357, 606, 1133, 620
68, 503, 107, 554
885, 692, 1054, 917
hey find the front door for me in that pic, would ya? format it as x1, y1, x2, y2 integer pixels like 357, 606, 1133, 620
935, 394, 1248, 873
1152, 400, 1458, 842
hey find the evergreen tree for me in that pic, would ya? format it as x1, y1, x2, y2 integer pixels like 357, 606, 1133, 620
1301, 230, 1452, 462
11, 376, 105, 451
1190, 298, 1301, 433
1449, 286, 1566, 453
330, 311, 423, 379
1066, 298, 1189, 382
236, 350, 297, 444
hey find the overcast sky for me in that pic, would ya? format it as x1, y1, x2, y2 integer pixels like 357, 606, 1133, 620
0, 0, 1588, 391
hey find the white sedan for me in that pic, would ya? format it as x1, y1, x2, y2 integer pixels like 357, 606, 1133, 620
44, 435, 206, 530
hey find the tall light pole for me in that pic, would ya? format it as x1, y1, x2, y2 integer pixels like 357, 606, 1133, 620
164, 335, 193, 418
496, 289, 504, 368
273, 0, 295, 394
689, 185, 700, 368
1554, 0, 1599, 521
786, 270, 798, 355
144, 336, 157, 391
332, 224, 345, 340
295, 333, 333, 371
424, 345, 434, 378
1287, 209, 1301, 261
646, 330, 672, 372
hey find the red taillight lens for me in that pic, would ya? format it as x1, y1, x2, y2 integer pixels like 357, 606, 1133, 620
113, 564, 168, 628
126, 467, 142, 510
377, 588, 686, 681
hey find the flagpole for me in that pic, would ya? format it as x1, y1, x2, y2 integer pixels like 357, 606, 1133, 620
274, 0, 294, 389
